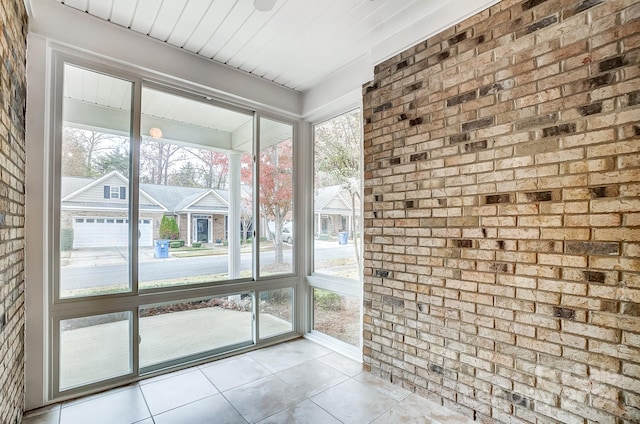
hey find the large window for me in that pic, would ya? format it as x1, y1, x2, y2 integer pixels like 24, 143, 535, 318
258, 117, 294, 277
137, 87, 255, 289
51, 60, 297, 398
58, 65, 133, 298
310, 109, 363, 350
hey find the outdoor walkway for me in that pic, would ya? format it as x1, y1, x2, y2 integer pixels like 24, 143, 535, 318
23, 338, 473, 424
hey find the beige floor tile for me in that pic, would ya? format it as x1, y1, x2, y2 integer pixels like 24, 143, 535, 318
317, 351, 364, 377
140, 369, 218, 415
311, 378, 398, 424
354, 371, 413, 401
42, 338, 478, 424
153, 394, 247, 424
257, 399, 341, 424
275, 358, 349, 397
224, 375, 305, 423
60, 385, 149, 424
371, 404, 440, 424
248, 339, 331, 373
200, 355, 270, 392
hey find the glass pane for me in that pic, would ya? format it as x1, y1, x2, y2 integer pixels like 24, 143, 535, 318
313, 288, 360, 347
140, 294, 253, 368
313, 109, 362, 281
60, 312, 132, 390
59, 64, 132, 298
259, 288, 293, 339
138, 87, 254, 290
258, 118, 294, 276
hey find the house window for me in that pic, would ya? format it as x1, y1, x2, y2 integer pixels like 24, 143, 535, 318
50, 60, 298, 399
103, 185, 126, 199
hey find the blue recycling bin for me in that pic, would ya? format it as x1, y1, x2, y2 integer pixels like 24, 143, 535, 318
154, 240, 169, 258
338, 231, 348, 245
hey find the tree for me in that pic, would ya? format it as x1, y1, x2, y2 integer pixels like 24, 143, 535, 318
169, 162, 201, 187
239, 153, 254, 245
159, 216, 179, 240
315, 110, 362, 274
61, 127, 128, 177
61, 133, 90, 177
95, 148, 129, 175
242, 140, 293, 268
140, 140, 185, 185
187, 149, 229, 189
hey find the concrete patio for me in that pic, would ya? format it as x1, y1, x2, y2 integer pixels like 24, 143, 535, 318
60, 308, 292, 389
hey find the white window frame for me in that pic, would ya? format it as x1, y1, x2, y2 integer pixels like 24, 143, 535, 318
304, 106, 365, 361
28, 48, 303, 405
110, 186, 121, 199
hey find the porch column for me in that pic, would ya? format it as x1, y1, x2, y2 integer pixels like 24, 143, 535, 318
317, 212, 321, 236
228, 152, 241, 279
187, 212, 191, 246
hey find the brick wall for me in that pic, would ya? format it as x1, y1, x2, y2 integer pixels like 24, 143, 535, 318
362, 0, 640, 423
0, 1, 28, 423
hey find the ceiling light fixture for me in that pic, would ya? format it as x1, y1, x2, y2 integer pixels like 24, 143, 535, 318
149, 127, 163, 139
254, 0, 276, 12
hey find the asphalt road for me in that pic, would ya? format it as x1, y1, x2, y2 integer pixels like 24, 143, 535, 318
60, 245, 355, 290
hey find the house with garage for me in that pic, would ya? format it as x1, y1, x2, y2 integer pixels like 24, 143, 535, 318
63, 171, 353, 249
61, 172, 164, 249
62, 171, 239, 248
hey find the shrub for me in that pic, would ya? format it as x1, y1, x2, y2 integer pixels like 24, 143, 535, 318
159, 216, 179, 240
169, 241, 181, 249
260, 288, 290, 304
192, 242, 202, 248
314, 289, 342, 311
61, 228, 74, 251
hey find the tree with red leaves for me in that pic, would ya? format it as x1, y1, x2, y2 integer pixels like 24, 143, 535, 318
242, 139, 293, 269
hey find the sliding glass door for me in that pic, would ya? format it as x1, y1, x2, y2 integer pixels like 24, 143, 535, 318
51, 57, 297, 398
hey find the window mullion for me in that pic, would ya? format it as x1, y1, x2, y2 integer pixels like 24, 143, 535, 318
130, 79, 142, 295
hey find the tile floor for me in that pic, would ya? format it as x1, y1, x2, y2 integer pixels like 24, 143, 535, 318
22, 338, 473, 424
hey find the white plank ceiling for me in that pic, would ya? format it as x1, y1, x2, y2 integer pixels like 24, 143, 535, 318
54, 0, 451, 92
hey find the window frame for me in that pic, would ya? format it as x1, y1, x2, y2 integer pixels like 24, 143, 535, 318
46, 51, 301, 401
305, 107, 364, 359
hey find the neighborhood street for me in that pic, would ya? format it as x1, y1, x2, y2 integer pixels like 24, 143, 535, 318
60, 243, 356, 290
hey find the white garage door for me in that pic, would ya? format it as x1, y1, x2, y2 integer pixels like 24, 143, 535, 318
73, 217, 153, 249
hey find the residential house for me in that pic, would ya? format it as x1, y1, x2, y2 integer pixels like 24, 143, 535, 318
62, 171, 353, 248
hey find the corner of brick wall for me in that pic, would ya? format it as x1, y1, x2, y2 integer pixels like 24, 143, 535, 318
362, 0, 640, 422
0, 1, 28, 423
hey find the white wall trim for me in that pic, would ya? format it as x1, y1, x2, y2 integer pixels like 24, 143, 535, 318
25, 32, 50, 410
301, 54, 370, 122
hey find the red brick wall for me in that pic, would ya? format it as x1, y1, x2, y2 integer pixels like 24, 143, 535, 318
362, 0, 640, 422
0, 1, 28, 423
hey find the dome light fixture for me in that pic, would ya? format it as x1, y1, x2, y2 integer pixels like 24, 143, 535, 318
254, 0, 276, 12
149, 127, 163, 139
